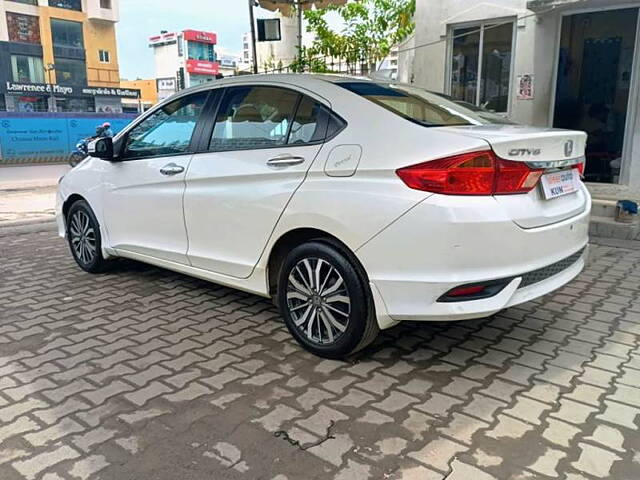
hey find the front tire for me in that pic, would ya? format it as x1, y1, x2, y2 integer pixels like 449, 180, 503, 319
276, 241, 379, 359
66, 200, 109, 273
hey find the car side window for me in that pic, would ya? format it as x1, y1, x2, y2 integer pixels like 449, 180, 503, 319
210, 86, 299, 151
122, 92, 208, 160
288, 96, 325, 145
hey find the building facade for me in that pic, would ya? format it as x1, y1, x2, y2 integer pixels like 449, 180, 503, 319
405, 0, 640, 198
149, 29, 220, 100
240, 32, 254, 72
0, 0, 138, 113
119, 78, 157, 112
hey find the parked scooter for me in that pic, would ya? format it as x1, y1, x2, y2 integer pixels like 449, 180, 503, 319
69, 137, 91, 167
68, 122, 114, 167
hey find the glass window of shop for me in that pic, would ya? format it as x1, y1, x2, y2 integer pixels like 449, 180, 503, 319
7, 13, 41, 44
51, 19, 84, 48
11, 55, 45, 83
188, 42, 215, 62
48, 0, 82, 11
55, 58, 87, 85
9, 95, 49, 112
450, 21, 514, 113
55, 96, 95, 112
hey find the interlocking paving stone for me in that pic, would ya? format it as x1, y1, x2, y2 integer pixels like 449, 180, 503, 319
1, 228, 640, 479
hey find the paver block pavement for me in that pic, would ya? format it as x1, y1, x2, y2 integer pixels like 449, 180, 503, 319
1, 227, 640, 478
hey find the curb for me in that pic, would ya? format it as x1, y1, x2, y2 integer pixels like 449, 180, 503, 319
0, 184, 59, 193
589, 235, 640, 251
0, 219, 57, 237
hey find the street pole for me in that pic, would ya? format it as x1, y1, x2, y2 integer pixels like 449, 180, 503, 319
297, 0, 303, 56
248, 0, 258, 74
45, 64, 56, 113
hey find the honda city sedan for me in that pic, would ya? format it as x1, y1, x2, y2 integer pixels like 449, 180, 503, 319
57, 74, 590, 358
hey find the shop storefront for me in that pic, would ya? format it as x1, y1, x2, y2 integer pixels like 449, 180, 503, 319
407, 0, 640, 198
1, 81, 140, 114
183, 30, 220, 86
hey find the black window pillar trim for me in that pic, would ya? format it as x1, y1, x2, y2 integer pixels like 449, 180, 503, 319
193, 88, 224, 153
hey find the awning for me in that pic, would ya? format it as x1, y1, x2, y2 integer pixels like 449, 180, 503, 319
526, 0, 584, 12
258, 0, 347, 15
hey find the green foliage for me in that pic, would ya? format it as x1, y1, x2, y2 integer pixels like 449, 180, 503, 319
304, 0, 415, 68
290, 46, 331, 73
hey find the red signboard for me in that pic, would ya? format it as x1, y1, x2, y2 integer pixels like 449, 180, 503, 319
148, 32, 177, 46
186, 59, 220, 75
183, 29, 217, 45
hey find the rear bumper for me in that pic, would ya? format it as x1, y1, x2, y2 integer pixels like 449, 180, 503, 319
356, 191, 590, 327
55, 190, 66, 239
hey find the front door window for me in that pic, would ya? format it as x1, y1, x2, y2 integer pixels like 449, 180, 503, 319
554, 8, 639, 184
122, 92, 208, 159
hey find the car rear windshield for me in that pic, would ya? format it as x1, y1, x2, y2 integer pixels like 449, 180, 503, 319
337, 81, 514, 127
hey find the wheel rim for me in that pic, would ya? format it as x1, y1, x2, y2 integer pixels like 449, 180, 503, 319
286, 257, 351, 345
69, 210, 97, 265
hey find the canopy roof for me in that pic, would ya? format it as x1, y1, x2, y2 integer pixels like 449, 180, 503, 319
258, 0, 347, 15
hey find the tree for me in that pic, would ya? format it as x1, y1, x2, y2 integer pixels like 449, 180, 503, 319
304, 0, 415, 73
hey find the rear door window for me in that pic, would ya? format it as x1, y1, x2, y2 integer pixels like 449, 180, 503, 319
288, 96, 323, 144
210, 86, 299, 151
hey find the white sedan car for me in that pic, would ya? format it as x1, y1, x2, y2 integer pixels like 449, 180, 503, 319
57, 74, 590, 358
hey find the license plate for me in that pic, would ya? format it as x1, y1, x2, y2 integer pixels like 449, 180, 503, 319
540, 169, 580, 200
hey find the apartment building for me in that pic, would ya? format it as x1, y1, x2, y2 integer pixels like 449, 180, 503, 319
0, 0, 138, 113
149, 29, 220, 100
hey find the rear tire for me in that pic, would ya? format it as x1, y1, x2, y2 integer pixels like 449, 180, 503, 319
66, 200, 109, 273
276, 241, 379, 359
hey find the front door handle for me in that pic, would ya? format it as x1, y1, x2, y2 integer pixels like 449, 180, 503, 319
266, 154, 305, 167
160, 163, 185, 176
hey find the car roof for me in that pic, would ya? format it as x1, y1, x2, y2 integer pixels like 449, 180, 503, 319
175, 73, 372, 96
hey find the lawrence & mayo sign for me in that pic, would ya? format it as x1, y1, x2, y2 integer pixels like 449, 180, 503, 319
5, 82, 140, 99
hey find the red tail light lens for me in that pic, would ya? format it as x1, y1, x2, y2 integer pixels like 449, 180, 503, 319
446, 285, 486, 297
495, 159, 544, 195
396, 150, 544, 196
575, 161, 585, 177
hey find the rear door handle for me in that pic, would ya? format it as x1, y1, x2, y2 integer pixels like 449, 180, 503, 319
266, 154, 305, 167
160, 163, 185, 176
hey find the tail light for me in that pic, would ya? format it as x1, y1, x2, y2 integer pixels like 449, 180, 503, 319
396, 150, 544, 196
575, 160, 585, 177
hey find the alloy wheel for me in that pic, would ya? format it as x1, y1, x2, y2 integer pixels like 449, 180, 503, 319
286, 257, 351, 345
69, 210, 97, 265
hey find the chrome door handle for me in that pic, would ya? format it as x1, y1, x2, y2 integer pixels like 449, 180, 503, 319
266, 154, 305, 166
160, 163, 184, 176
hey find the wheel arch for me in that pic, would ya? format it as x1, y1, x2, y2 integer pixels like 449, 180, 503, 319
266, 227, 371, 298
62, 194, 88, 224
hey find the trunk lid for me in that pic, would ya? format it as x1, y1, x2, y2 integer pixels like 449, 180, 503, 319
441, 125, 589, 228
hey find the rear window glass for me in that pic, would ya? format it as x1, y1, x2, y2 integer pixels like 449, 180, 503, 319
337, 81, 514, 127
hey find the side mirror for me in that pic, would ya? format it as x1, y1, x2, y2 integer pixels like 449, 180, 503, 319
88, 137, 114, 161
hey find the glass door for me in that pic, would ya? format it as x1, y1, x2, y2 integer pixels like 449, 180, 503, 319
553, 8, 639, 183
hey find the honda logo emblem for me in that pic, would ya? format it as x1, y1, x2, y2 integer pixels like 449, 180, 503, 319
564, 140, 574, 158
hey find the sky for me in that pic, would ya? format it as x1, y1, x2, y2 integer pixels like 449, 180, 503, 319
117, 0, 261, 80
117, 0, 342, 81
